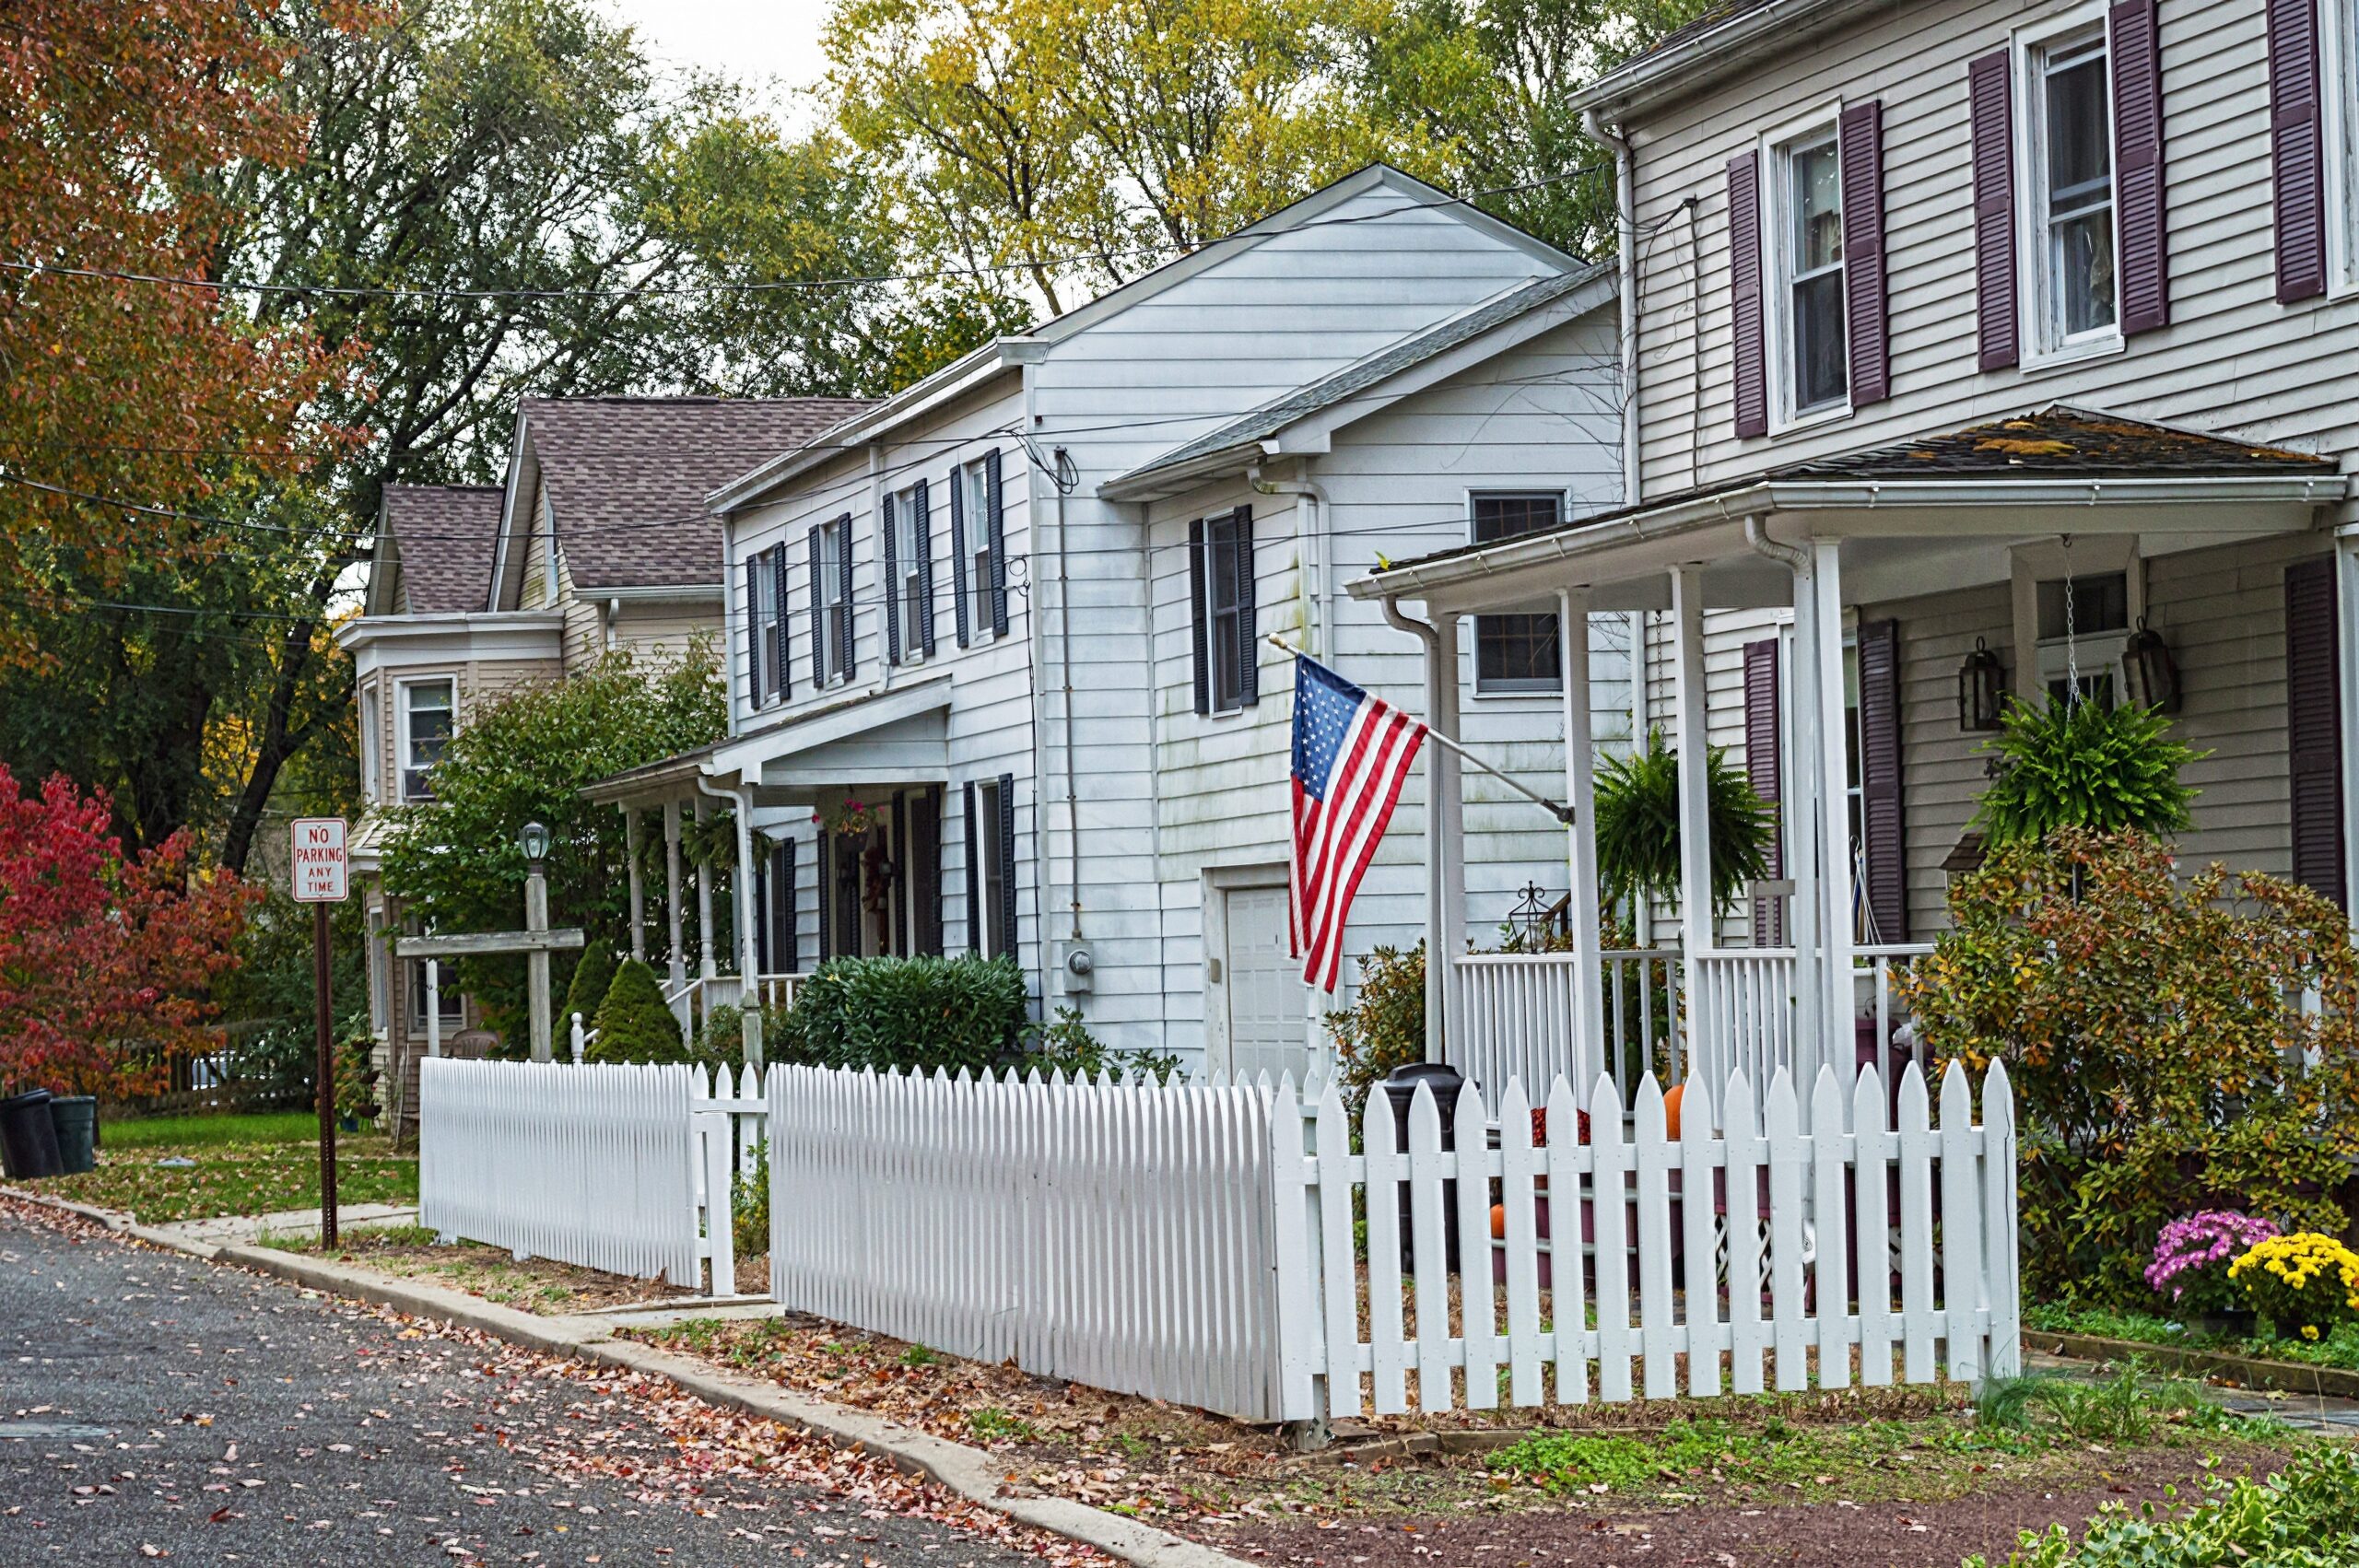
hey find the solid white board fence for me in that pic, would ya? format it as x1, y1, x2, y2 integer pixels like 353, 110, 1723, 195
766, 1064, 1289, 1422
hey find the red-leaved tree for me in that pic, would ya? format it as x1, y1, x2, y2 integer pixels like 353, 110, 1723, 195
0, 766, 258, 1098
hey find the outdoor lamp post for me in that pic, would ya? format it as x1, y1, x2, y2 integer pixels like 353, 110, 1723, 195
520, 822, 553, 1060
1957, 638, 2006, 732
519, 819, 552, 868
2123, 618, 2181, 712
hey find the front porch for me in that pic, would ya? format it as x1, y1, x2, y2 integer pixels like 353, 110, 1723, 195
1361, 408, 2349, 1117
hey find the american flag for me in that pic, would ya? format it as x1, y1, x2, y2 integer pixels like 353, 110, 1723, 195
1288, 654, 1427, 993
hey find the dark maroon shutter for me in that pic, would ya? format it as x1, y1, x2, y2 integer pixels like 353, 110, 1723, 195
816, 832, 834, 963
1188, 517, 1211, 716
1839, 101, 1891, 406
883, 495, 901, 662
807, 523, 825, 687
835, 512, 855, 678
769, 542, 792, 700
777, 837, 798, 973
1728, 151, 1768, 439
995, 772, 1018, 957
2110, 0, 2170, 333
744, 556, 764, 707
1969, 49, 2020, 371
912, 477, 934, 656
1743, 638, 1784, 946
948, 469, 971, 648
2286, 556, 2346, 907
1232, 505, 1259, 707
985, 448, 1008, 637
912, 786, 944, 956
2270, 0, 2330, 303
1858, 618, 1908, 944
963, 782, 982, 954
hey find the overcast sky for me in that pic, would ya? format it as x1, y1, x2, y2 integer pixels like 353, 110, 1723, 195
603, 0, 834, 123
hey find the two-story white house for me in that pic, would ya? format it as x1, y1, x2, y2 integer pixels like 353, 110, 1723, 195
587, 165, 1634, 1079
1355, 0, 2359, 1107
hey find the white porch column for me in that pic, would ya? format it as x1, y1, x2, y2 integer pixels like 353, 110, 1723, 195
1806, 541, 1855, 1095
693, 794, 717, 981
1557, 591, 1606, 1083
733, 792, 762, 1071
624, 807, 645, 964
1433, 613, 1467, 1061
425, 959, 442, 1059
663, 800, 686, 989
1670, 567, 1714, 956
2338, 528, 2359, 920
1785, 544, 1825, 1083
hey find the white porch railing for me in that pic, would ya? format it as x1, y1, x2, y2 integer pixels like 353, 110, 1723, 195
664, 971, 806, 1038
1450, 942, 1936, 1109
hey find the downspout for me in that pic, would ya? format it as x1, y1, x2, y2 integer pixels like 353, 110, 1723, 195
1583, 106, 1642, 510
603, 597, 618, 655
1248, 463, 1332, 659
1381, 597, 1451, 1063
1052, 450, 1081, 942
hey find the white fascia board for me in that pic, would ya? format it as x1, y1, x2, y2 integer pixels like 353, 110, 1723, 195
710, 674, 954, 780
487, 406, 535, 612
1570, 0, 1890, 121
334, 610, 563, 679
598, 583, 723, 604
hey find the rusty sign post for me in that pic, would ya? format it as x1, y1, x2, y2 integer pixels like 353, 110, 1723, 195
290, 817, 349, 1248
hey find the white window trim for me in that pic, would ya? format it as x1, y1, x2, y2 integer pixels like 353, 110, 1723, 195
2011, 4, 2128, 369
964, 461, 995, 644
818, 518, 851, 687
394, 675, 455, 804
1197, 508, 1256, 718
751, 547, 781, 707
891, 487, 927, 666
2324, 0, 2359, 297
975, 778, 1007, 959
1758, 101, 1855, 434
1467, 487, 1576, 698
2008, 538, 2144, 703
359, 685, 381, 803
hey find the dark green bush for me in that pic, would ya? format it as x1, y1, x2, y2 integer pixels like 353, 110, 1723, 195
776, 954, 1028, 1074
558, 944, 616, 1036
588, 957, 686, 1063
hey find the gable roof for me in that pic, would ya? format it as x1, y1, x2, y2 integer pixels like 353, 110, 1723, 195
710, 164, 1580, 513
379, 485, 504, 614
515, 396, 870, 593
1104, 265, 1612, 499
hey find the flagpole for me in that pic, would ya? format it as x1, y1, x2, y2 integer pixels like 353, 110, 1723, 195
1264, 634, 1576, 826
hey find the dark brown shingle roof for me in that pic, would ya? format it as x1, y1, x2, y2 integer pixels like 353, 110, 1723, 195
525, 397, 871, 591
381, 485, 504, 613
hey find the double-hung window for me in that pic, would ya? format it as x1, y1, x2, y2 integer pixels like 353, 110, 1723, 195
2036, 569, 2130, 707
1200, 509, 1252, 712
2021, 19, 2118, 356
751, 549, 781, 702
399, 678, 454, 802
975, 777, 1008, 958
1769, 124, 1848, 420
1471, 493, 1565, 694
962, 461, 994, 641
359, 685, 381, 802
818, 516, 850, 684
892, 487, 926, 662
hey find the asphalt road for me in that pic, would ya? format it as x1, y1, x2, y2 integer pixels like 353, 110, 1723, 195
0, 1203, 1046, 1565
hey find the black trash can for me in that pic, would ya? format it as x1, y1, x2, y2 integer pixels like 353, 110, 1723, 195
0, 1089, 64, 1179
1380, 1062, 1466, 1276
46, 1096, 97, 1176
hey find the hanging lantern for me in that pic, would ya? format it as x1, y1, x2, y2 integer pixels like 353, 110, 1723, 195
2123, 617, 2180, 712
1957, 638, 2006, 731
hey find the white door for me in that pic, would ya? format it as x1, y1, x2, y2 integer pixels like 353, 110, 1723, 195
1223, 885, 1310, 1084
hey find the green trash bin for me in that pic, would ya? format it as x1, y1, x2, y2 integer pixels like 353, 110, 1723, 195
46, 1096, 96, 1176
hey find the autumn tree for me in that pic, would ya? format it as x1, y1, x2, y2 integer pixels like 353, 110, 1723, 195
0, 766, 259, 1099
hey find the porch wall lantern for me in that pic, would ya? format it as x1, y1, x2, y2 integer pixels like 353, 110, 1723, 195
518, 820, 553, 871
2122, 617, 2181, 713
1957, 638, 2006, 732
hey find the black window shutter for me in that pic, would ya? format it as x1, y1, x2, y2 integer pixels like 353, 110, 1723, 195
995, 772, 1018, 959
836, 512, 855, 678
911, 786, 944, 956
2110, 0, 2169, 334
883, 497, 901, 663
1727, 149, 1767, 439
913, 477, 935, 657
964, 781, 981, 954
770, 542, 792, 701
815, 832, 833, 963
986, 448, 1009, 637
1857, 618, 1909, 943
1743, 638, 1784, 946
1969, 49, 2020, 370
2269, 0, 2330, 303
1838, 100, 1891, 406
753, 851, 769, 973
949, 470, 971, 649
745, 556, 765, 708
2287, 556, 2346, 906
807, 523, 825, 686
778, 837, 798, 973
1188, 517, 1211, 716
1232, 506, 1260, 706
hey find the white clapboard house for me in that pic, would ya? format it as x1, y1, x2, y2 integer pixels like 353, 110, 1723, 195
584, 165, 1636, 1077
1354, 0, 2359, 1109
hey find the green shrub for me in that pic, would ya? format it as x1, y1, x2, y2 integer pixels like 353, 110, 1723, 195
1018, 1006, 1183, 1082
776, 954, 1027, 1074
1904, 831, 2359, 1306
1974, 695, 2201, 847
588, 957, 687, 1063
732, 1140, 769, 1265
559, 944, 616, 1036
1325, 942, 1424, 1106
1968, 1442, 2359, 1566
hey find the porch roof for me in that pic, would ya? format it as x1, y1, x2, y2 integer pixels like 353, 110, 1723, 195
582, 676, 957, 811
1353, 406, 2345, 614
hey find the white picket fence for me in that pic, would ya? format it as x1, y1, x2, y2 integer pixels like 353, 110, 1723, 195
765, 1064, 1288, 1422
418, 1058, 748, 1291
1269, 1059, 2018, 1422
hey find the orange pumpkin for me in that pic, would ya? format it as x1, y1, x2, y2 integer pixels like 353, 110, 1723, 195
1662, 1082, 1684, 1141
1490, 1202, 1507, 1240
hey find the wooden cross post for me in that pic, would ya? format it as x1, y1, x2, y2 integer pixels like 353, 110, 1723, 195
396, 860, 587, 1063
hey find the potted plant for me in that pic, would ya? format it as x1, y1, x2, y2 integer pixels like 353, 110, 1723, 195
1974, 695, 2201, 847
1592, 730, 1776, 918
2146, 1211, 2278, 1335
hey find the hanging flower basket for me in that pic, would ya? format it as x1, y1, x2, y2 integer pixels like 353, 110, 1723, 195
811, 797, 881, 838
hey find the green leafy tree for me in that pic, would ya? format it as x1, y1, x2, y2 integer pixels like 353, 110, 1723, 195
378, 646, 726, 1039
587, 958, 687, 1063
1591, 729, 1775, 919
1973, 696, 2201, 847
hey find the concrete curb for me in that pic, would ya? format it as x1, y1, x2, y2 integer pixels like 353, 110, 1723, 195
211, 1243, 1244, 1568
0, 1185, 215, 1258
